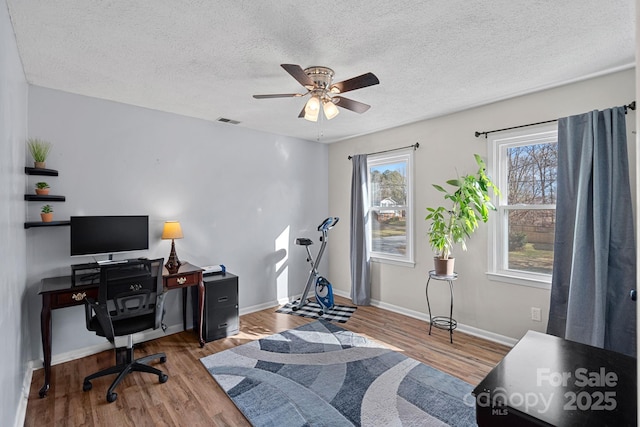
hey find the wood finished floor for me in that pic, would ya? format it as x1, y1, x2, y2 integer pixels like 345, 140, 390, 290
25, 296, 510, 426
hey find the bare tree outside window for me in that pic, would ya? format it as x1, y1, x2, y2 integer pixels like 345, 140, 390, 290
506, 143, 557, 274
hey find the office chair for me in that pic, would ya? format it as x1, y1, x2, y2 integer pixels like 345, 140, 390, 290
83, 258, 168, 403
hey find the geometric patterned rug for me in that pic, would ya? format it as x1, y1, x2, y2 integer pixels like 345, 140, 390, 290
200, 320, 476, 426
276, 301, 357, 323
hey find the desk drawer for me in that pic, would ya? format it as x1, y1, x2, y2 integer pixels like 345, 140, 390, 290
165, 272, 200, 289
52, 288, 99, 308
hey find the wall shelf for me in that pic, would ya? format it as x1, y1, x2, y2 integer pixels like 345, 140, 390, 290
25, 167, 59, 176
24, 195, 66, 202
25, 167, 67, 229
24, 221, 71, 229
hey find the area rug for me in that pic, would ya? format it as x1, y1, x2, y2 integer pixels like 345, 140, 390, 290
276, 301, 357, 323
200, 320, 476, 426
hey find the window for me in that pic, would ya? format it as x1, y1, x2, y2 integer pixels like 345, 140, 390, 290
487, 124, 557, 288
367, 149, 414, 265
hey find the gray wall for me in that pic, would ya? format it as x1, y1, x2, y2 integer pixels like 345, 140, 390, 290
328, 68, 636, 342
25, 86, 329, 361
0, 0, 28, 425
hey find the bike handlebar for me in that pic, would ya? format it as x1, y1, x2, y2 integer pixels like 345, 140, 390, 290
318, 217, 339, 232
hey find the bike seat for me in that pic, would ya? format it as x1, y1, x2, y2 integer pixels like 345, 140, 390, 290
296, 238, 313, 246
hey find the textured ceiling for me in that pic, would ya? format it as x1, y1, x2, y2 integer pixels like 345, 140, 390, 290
6, 0, 636, 143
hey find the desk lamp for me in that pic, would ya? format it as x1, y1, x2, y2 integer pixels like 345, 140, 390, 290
161, 221, 183, 274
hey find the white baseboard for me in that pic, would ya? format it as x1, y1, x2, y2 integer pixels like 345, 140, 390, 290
14, 360, 34, 427
238, 292, 308, 316
31, 295, 513, 370
239, 300, 281, 316
333, 289, 517, 347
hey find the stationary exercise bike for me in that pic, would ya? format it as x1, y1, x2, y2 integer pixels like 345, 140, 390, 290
293, 217, 339, 315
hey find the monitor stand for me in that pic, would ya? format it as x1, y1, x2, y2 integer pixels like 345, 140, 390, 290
96, 254, 128, 266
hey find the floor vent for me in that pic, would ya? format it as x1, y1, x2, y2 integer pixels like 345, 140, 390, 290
216, 117, 241, 125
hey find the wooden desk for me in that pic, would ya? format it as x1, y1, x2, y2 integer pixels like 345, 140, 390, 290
38, 261, 204, 398
472, 330, 636, 426
162, 262, 205, 347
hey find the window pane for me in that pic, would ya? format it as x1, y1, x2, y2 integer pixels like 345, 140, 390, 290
369, 159, 409, 257
507, 143, 557, 205
507, 209, 555, 274
371, 209, 406, 255
370, 161, 407, 207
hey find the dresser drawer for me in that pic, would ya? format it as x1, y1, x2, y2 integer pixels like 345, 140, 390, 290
164, 271, 200, 289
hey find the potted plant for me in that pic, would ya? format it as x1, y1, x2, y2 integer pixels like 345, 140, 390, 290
41, 204, 54, 222
27, 138, 52, 169
425, 154, 499, 275
35, 182, 50, 195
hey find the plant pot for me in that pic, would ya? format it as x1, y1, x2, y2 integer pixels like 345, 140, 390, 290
41, 212, 53, 223
433, 257, 455, 276
35, 188, 50, 195
34, 161, 46, 169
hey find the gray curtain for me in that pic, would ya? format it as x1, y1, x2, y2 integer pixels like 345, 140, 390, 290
547, 106, 636, 357
350, 154, 371, 305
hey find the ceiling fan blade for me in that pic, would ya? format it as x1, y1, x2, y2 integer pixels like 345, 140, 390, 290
253, 93, 303, 99
281, 64, 315, 89
333, 96, 371, 114
330, 72, 379, 94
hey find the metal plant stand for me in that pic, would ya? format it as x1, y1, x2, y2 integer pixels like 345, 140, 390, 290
425, 270, 458, 343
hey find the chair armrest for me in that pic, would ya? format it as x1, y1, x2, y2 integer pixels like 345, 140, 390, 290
84, 297, 116, 343
155, 292, 167, 331
84, 297, 94, 328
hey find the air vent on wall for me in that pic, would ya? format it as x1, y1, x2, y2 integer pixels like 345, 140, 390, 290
216, 117, 241, 125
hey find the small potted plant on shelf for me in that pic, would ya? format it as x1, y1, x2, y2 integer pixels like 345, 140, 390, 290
40, 204, 53, 222
27, 138, 52, 169
425, 154, 500, 276
35, 182, 50, 195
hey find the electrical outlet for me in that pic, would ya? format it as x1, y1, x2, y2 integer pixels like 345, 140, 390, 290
531, 307, 541, 322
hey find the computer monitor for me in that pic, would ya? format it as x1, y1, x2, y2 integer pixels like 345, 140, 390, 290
70, 215, 149, 263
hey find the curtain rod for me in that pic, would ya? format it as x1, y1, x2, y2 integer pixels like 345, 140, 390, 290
474, 101, 636, 138
347, 142, 419, 160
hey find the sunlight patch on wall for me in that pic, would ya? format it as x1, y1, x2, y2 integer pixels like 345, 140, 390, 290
275, 225, 290, 301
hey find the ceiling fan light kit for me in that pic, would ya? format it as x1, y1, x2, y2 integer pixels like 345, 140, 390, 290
254, 64, 379, 122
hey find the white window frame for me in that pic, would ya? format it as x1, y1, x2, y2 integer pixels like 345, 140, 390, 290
486, 123, 557, 289
367, 149, 415, 267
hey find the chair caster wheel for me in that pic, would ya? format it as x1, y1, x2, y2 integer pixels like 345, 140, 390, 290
159, 373, 168, 383
318, 311, 324, 316
107, 392, 117, 403
83, 381, 92, 392
160, 356, 167, 363
292, 306, 299, 311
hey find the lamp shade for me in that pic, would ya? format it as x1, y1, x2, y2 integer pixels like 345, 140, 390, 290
323, 99, 339, 120
161, 221, 183, 240
304, 95, 320, 122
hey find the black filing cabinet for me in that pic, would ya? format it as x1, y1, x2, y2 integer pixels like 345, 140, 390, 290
193, 273, 239, 342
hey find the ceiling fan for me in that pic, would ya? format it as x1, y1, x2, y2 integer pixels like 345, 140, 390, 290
253, 64, 380, 122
